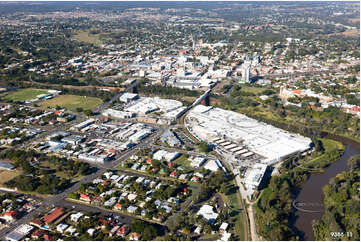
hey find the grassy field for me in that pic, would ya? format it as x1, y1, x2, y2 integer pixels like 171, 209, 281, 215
302, 138, 344, 168
198, 234, 219, 240
239, 85, 266, 94
320, 138, 344, 151
3, 88, 49, 102
39, 94, 103, 110
186, 181, 201, 187
219, 177, 246, 241
73, 30, 102, 44
0, 170, 21, 184
328, 29, 360, 37
173, 154, 191, 167
257, 187, 272, 203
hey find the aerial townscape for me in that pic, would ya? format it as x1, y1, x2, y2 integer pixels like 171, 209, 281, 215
0, 1, 359, 242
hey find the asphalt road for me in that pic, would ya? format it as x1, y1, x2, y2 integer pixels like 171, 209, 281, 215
57, 200, 134, 225
93, 79, 139, 113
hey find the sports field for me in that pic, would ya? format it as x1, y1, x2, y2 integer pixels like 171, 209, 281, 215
3, 88, 49, 102
39, 94, 103, 110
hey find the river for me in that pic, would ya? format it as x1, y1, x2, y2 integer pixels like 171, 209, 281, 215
292, 135, 360, 240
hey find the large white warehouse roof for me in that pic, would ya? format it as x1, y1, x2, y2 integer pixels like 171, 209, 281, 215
186, 105, 311, 163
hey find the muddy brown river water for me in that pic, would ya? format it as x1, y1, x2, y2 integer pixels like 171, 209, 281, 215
292, 135, 360, 240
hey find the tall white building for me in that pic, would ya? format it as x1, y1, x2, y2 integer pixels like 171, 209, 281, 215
241, 65, 251, 83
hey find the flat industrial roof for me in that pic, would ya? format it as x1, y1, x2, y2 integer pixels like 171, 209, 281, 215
186, 105, 311, 162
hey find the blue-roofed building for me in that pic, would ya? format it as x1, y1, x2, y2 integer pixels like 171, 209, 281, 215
0, 161, 14, 170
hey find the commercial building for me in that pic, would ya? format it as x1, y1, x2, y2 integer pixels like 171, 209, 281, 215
186, 105, 311, 164
102, 109, 134, 119
153, 150, 181, 162
243, 163, 268, 192
119, 93, 139, 103
43, 207, 64, 225
197, 204, 218, 224
78, 152, 111, 164
161, 130, 183, 147
62, 135, 85, 146
5, 224, 34, 241
124, 97, 183, 115
190, 156, 207, 168
241, 65, 250, 83
204, 159, 224, 172
72, 119, 95, 131
123, 96, 186, 123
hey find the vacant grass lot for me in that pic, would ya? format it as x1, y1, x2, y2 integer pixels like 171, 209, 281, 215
300, 138, 344, 170
173, 154, 191, 167
39, 94, 103, 110
320, 138, 344, 151
3, 88, 49, 102
239, 85, 266, 94
73, 30, 102, 44
219, 186, 246, 241
0, 170, 22, 185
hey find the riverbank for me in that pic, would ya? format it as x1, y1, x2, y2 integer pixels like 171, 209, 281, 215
254, 136, 351, 241
312, 155, 360, 241
292, 138, 360, 240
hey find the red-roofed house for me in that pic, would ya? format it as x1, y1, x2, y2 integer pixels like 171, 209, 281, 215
99, 218, 115, 229
170, 171, 177, 178
113, 203, 122, 211
30, 219, 43, 228
191, 176, 200, 182
43, 207, 64, 225
293, 89, 301, 96
92, 196, 102, 205
129, 232, 141, 241
117, 225, 130, 237
109, 225, 120, 237
44, 234, 54, 240
348, 105, 360, 116
49, 120, 57, 125
179, 49, 186, 55
23, 203, 34, 210
80, 193, 92, 203
1, 210, 17, 222
31, 229, 44, 240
